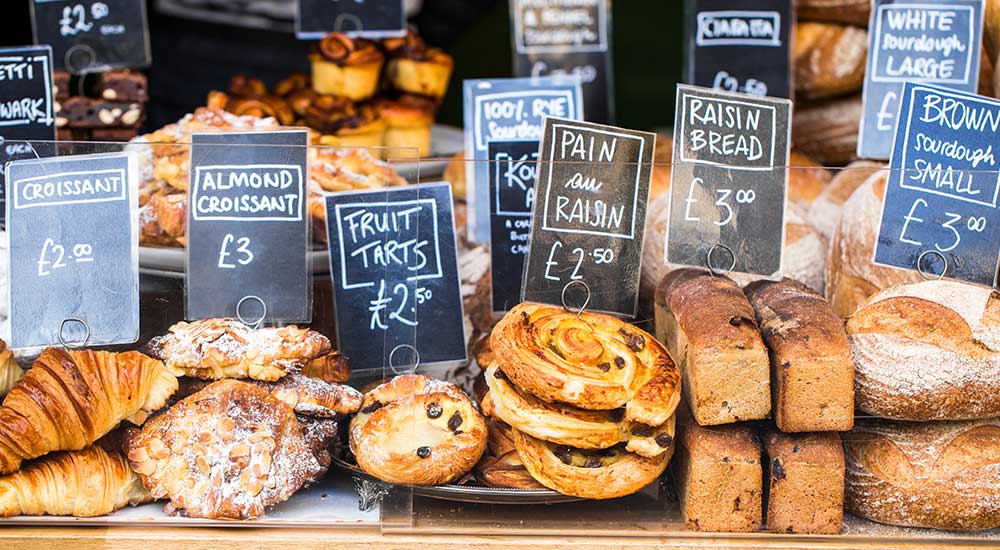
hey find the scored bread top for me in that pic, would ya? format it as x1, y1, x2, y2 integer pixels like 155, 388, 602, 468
656, 269, 766, 354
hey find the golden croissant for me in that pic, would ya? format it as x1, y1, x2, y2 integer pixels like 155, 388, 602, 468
0, 445, 152, 517
0, 348, 178, 475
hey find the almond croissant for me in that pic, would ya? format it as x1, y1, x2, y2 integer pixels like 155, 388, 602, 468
0, 348, 178, 475
0, 445, 152, 517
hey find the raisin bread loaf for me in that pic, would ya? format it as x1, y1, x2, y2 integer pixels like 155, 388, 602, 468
765, 431, 844, 534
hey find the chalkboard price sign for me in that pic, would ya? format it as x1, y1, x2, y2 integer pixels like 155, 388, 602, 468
5, 152, 138, 349
325, 182, 466, 374
858, 0, 984, 160
296, 0, 405, 40
684, 0, 793, 99
488, 140, 539, 314
463, 76, 583, 244
186, 130, 311, 324
875, 83, 1000, 287
510, 0, 614, 124
668, 84, 792, 278
522, 117, 655, 318
0, 45, 55, 228
30, 0, 151, 73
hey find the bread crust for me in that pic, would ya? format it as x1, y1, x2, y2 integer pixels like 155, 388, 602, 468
745, 279, 854, 432
765, 431, 845, 534
655, 269, 770, 426
793, 22, 867, 100
845, 418, 1000, 530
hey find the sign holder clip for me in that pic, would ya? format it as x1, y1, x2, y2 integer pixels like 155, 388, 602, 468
389, 344, 420, 375
706, 242, 737, 276
236, 295, 267, 329
561, 280, 591, 318
916, 249, 947, 281
58, 317, 91, 349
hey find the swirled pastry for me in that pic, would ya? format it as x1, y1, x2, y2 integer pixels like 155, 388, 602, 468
349, 374, 487, 485
126, 379, 328, 520
491, 303, 681, 426
485, 365, 673, 457
147, 318, 332, 381
474, 419, 544, 489
511, 422, 673, 500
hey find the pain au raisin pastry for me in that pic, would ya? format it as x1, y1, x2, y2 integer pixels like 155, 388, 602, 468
310, 34, 384, 100
349, 374, 487, 485
147, 318, 332, 382
382, 31, 454, 98
511, 419, 673, 500
0, 349, 177, 476
485, 365, 674, 458
491, 303, 681, 426
0, 445, 151, 517
474, 418, 544, 489
127, 379, 329, 520
176, 373, 362, 418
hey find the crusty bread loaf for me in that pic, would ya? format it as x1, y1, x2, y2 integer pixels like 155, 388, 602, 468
826, 171, 921, 318
745, 279, 853, 432
797, 0, 870, 26
847, 280, 1000, 421
792, 94, 862, 166
808, 161, 883, 241
793, 22, 868, 101
765, 431, 844, 534
787, 151, 833, 215
845, 418, 1000, 530
673, 412, 763, 532
655, 269, 770, 426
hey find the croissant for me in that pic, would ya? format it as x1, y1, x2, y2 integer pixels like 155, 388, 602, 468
0, 348, 178, 475
0, 341, 23, 399
0, 445, 152, 517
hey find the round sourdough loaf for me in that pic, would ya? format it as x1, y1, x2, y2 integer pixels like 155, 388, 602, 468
808, 161, 883, 241
826, 171, 921, 318
847, 280, 1000, 420
845, 418, 1000, 530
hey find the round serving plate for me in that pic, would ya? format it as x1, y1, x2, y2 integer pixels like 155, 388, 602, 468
330, 455, 582, 505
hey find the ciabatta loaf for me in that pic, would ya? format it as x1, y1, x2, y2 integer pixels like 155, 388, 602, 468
845, 418, 1000, 530
847, 280, 1000, 421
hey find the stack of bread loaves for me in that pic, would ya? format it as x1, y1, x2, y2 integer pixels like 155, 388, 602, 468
844, 279, 1000, 530
656, 269, 853, 534
476, 303, 682, 499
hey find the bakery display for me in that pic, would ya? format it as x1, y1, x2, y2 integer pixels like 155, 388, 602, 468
348, 374, 487, 486
847, 280, 1000, 421
127, 379, 334, 520
765, 431, 844, 534
0, 348, 177, 475
845, 418, 1000, 530
0, 445, 152, 517
147, 318, 333, 381
745, 279, 854, 433
655, 269, 770, 426
673, 415, 763, 532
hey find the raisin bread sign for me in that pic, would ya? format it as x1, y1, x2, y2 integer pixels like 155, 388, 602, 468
858, 0, 985, 159
668, 84, 792, 278
522, 118, 656, 318
875, 82, 1000, 287
325, 183, 466, 375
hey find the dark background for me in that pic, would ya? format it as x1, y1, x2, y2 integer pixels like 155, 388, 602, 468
4, 0, 684, 131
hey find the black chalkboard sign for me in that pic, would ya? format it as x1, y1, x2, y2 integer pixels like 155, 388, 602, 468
858, 0, 984, 160
522, 117, 655, 318
30, 0, 151, 73
296, 0, 405, 40
0, 45, 56, 229
668, 84, 791, 278
684, 0, 793, 99
186, 130, 311, 324
5, 152, 138, 349
875, 83, 1000, 287
510, 0, 614, 124
325, 182, 466, 375
489, 140, 538, 314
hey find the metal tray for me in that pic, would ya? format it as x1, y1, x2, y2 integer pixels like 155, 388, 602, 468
331, 455, 582, 506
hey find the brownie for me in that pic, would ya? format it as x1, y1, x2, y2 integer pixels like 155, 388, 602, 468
94, 70, 148, 103
765, 431, 844, 534
57, 97, 145, 129
90, 127, 141, 142
53, 71, 71, 100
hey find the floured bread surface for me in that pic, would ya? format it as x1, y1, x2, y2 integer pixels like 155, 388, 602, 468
848, 280, 1000, 420
845, 418, 1000, 530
